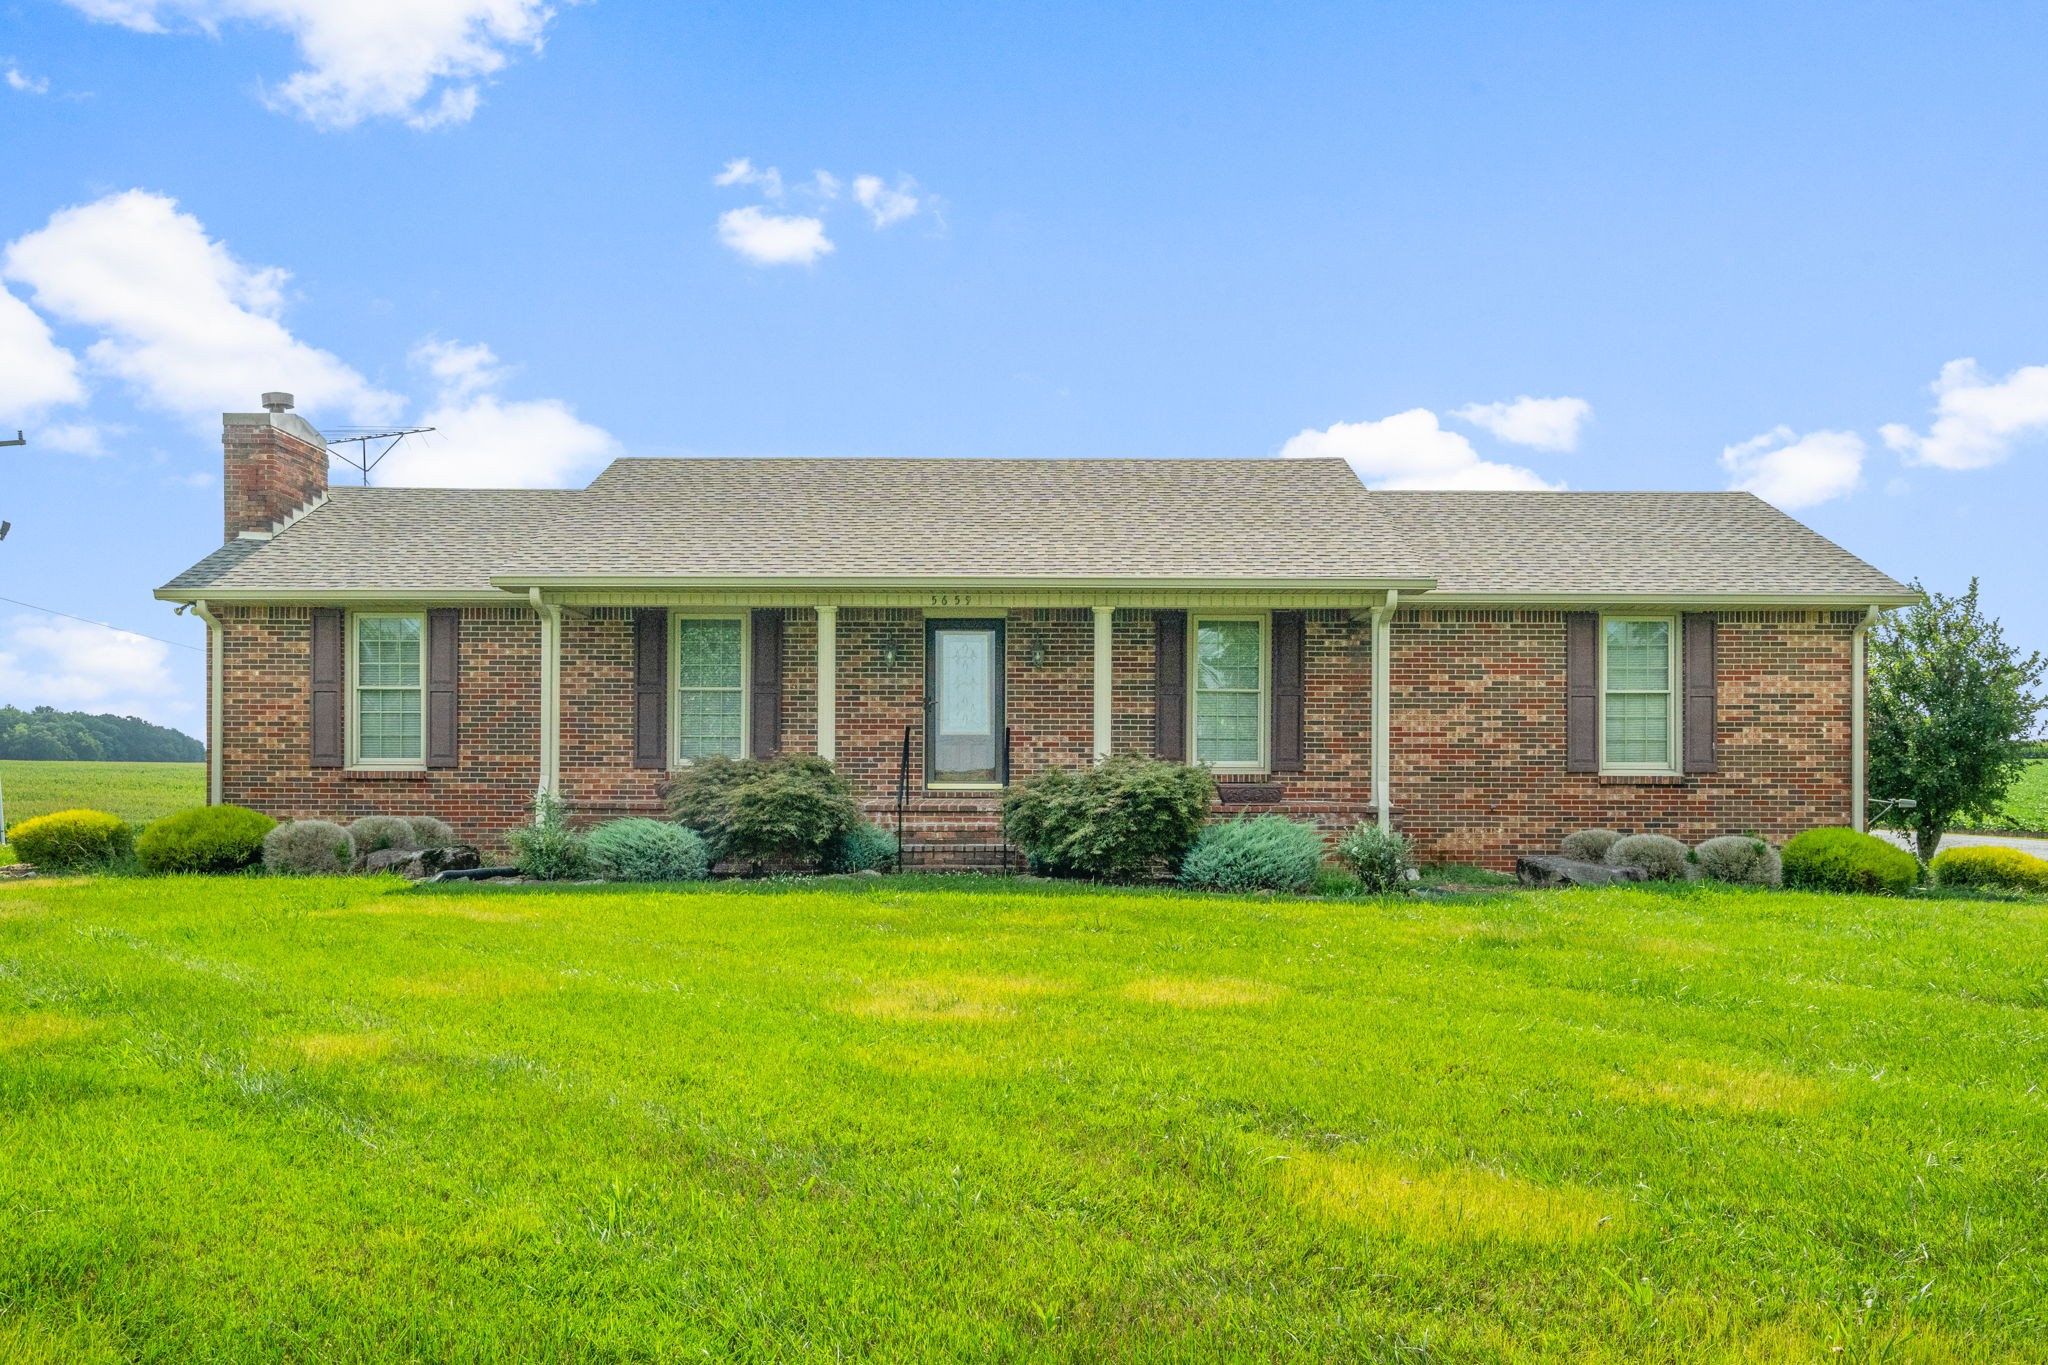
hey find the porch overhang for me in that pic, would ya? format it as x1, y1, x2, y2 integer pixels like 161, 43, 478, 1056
485, 574, 1439, 610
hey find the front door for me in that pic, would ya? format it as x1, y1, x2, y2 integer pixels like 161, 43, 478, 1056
927, 618, 1005, 786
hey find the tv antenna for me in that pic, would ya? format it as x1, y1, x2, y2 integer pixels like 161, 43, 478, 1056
323, 426, 435, 485
1, 431, 23, 447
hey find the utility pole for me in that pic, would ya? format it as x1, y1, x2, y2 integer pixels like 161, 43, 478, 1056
0, 430, 17, 846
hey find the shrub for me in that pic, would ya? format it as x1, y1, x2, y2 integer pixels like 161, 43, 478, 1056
1693, 835, 1782, 888
1335, 821, 1414, 894
823, 821, 899, 874
1002, 756, 1216, 882
507, 790, 590, 881
262, 819, 354, 876
586, 819, 709, 882
1931, 845, 2048, 894
1605, 833, 1690, 880
1561, 828, 1625, 862
665, 754, 860, 866
1781, 828, 1921, 895
7, 808, 133, 872
1179, 815, 1324, 893
406, 816, 457, 850
347, 815, 418, 864
135, 805, 276, 875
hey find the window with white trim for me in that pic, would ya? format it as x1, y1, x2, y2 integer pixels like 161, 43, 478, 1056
1191, 615, 1266, 771
674, 615, 747, 763
352, 613, 425, 766
1601, 615, 1678, 772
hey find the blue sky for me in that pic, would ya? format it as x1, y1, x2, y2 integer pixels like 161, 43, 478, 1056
2, 1, 2045, 738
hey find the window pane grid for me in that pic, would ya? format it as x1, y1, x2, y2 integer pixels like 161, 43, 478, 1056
1194, 620, 1262, 766
1603, 618, 1672, 769
676, 618, 745, 762
354, 615, 423, 764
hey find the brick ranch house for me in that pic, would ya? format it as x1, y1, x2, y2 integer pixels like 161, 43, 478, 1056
156, 394, 1916, 869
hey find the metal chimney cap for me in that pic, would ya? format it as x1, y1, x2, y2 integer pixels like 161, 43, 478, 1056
261, 392, 295, 413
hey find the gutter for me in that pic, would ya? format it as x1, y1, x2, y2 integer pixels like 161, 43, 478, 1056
1369, 589, 1399, 829
189, 598, 224, 807
1851, 604, 1881, 832
530, 588, 562, 795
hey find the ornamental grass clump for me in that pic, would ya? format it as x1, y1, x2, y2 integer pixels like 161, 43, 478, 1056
1179, 815, 1325, 894
1335, 821, 1414, 894
1931, 844, 2048, 894
347, 815, 418, 864
1002, 756, 1215, 882
1561, 829, 1626, 863
1605, 833, 1690, 881
261, 820, 354, 876
586, 819, 709, 883
507, 790, 589, 881
7, 808, 133, 873
135, 805, 276, 875
1781, 828, 1920, 895
1693, 835, 1782, 888
405, 816, 457, 850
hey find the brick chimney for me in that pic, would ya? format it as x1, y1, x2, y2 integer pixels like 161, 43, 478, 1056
223, 392, 328, 541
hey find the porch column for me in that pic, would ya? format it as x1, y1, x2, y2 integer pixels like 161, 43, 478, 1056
531, 589, 562, 794
1092, 605, 1114, 763
816, 605, 838, 762
1370, 590, 1398, 829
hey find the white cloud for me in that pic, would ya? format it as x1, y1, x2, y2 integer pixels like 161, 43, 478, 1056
0, 283, 84, 414
0, 614, 190, 728
37, 422, 119, 458
2, 189, 398, 426
1720, 426, 1865, 510
1451, 395, 1593, 451
716, 206, 834, 267
5, 62, 50, 94
1280, 408, 1560, 490
1880, 358, 2048, 471
58, 0, 561, 129
369, 338, 618, 488
713, 158, 784, 198
853, 174, 920, 228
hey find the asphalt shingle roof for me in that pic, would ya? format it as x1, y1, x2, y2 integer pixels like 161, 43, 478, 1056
158, 457, 1912, 601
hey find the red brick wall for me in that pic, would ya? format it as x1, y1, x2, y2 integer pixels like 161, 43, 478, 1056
223, 421, 327, 541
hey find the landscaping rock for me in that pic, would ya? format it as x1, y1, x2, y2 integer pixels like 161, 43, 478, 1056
1515, 854, 1650, 888
365, 844, 483, 881
0, 863, 37, 881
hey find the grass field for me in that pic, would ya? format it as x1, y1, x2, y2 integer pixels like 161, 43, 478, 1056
0, 760, 206, 863
2, 874, 2043, 1360
1955, 759, 2048, 836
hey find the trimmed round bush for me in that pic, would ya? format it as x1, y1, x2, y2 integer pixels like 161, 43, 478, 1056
824, 821, 899, 874
347, 815, 419, 864
1781, 827, 1920, 895
1693, 835, 1782, 888
136, 804, 276, 875
665, 754, 860, 867
1335, 821, 1414, 894
1002, 756, 1216, 882
7, 808, 132, 872
586, 819, 709, 882
1932, 845, 2048, 894
1179, 815, 1324, 893
406, 816, 457, 850
262, 819, 355, 876
1605, 833, 1690, 880
1561, 829, 1626, 863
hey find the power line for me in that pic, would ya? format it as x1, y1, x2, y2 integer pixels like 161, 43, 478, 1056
0, 595, 203, 652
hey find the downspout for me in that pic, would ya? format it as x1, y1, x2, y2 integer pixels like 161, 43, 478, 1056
1370, 589, 1399, 829
190, 598, 224, 807
530, 588, 562, 795
1851, 604, 1880, 832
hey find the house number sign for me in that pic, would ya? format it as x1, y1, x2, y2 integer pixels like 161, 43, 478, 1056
928, 594, 975, 607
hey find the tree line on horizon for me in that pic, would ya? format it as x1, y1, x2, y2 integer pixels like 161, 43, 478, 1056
0, 705, 205, 763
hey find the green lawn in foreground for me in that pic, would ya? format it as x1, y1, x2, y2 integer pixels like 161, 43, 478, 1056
0, 760, 206, 858
1, 875, 2043, 1361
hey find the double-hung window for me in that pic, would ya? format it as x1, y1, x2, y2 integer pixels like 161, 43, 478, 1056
1601, 616, 1678, 773
352, 613, 425, 766
1191, 615, 1266, 771
674, 616, 747, 763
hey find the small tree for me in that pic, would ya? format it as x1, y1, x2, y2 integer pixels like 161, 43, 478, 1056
1866, 579, 2046, 864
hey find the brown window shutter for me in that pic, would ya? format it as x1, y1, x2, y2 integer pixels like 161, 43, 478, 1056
1153, 610, 1187, 761
1270, 610, 1305, 773
1565, 611, 1599, 773
633, 608, 668, 769
1682, 613, 1717, 774
426, 609, 460, 769
310, 607, 344, 768
749, 608, 783, 758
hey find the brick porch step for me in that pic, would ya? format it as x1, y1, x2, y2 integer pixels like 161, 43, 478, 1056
898, 841, 1024, 872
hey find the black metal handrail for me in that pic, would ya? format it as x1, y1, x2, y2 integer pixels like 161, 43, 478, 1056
894, 724, 911, 873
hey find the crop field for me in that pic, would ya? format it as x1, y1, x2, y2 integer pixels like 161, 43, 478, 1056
0, 761, 205, 862
1955, 759, 2048, 836
2, 873, 2044, 1361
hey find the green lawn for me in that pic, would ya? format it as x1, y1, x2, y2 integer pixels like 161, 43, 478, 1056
2, 875, 2043, 1361
0, 759, 206, 863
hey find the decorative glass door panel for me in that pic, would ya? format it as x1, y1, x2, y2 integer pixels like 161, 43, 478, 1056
927, 620, 1004, 785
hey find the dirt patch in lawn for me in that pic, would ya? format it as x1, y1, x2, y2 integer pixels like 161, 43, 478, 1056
840, 975, 1069, 1022
1122, 977, 1285, 1008
1282, 1149, 1620, 1242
